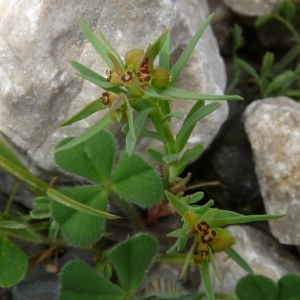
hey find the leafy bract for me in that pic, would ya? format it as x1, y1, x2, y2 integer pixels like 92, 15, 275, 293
107, 234, 158, 293
224, 247, 253, 275
0, 237, 28, 288
55, 130, 116, 183
59, 260, 123, 300
111, 152, 163, 207
51, 186, 107, 247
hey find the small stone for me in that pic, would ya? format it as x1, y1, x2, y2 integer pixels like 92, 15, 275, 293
244, 97, 300, 245
206, 225, 300, 294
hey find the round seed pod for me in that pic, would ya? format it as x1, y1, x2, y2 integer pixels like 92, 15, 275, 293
151, 68, 170, 88
209, 228, 235, 252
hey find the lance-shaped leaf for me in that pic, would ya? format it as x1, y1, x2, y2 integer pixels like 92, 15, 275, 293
111, 152, 163, 207
55, 113, 114, 152
107, 234, 158, 293
236, 59, 260, 81
55, 130, 116, 183
51, 186, 107, 247
156, 86, 243, 101
165, 191, 189, 217
159, 29, 170, 71
78, 21, 116, 69
210, 213, 285, 228
224, 247, 254, 275
178, 144, 203, 174
0, 237, 28, 288
59, 260, 123, 300
69, 61, 125, 93
125, 107, 154, 156
146, 148, 164, 164
170, 14, 214, 85
199, 259, 215, 300
176, 102, 220, 152
0, 221, 41, 243
59, 98, 107, 127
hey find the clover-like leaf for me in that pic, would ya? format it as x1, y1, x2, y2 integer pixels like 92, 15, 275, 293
107, 234, 158, 293
0, 237, 28, 288
51, 186, 107, 247
55, 130, 116, 183
59, 260, 123, 300
111, 152, 163, 207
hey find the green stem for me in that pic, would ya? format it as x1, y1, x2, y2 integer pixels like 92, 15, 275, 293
4, 183, 20, 215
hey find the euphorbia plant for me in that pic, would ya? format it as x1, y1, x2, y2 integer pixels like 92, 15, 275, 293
0, 14, 284, 300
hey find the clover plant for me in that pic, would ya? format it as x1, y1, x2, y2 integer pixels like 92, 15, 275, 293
0, 14, 285, 300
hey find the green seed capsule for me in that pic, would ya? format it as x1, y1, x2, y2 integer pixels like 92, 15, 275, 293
209, 228, 235, 252
125, 48, 145, 72
151, 68, 170, 88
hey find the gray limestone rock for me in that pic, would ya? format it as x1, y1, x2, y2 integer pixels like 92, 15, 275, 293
207, 225, 300, 294
244, 97, 300, 245
223, 0, 283, 16
0, 0, 227, 187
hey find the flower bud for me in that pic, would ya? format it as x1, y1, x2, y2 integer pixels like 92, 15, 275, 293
125, 48, 145, 72
151, 68, 170, 88
209, 228, 235, 252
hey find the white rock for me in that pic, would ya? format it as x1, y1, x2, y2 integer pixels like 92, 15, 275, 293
244, 97, 300, 244
207, 225, 300, 294
0, 0, 227, 186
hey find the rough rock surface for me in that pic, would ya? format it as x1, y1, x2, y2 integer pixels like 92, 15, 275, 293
0, 0, 227, 185
223, 0, 284, 16
244, 97, 300, 245
207, 225, 300, 294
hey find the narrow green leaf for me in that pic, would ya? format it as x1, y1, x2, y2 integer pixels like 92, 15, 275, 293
231, 24, 245, 51
235, 274, 278, 300
59, 99, 107, 127
0, 222, 41, 243
70, 61, 125, 93
210, 213, 285, 228
139, 128, 164, 142
30, 208, 51, 219
0, 139, 26, 171
159, 29, 170, 70
51, 186, 107, 247
165, 190, 189, 217
265, 70, 296, 95
58, 260, 123, 300
161, 111, 184, 121
157, 86, 243, 101
224, 247, 254, 274
170, 14, 214, 85
178, 144, 203, 173
124, 95, 136, 145
276, 0, 296, 21
46, 188, 118, 219
213, 210, 243, 219
96, 29, 125, 69
185, 191, 204, 204
126, 107, 153, 156
107, 234, 158, 293
111, 152, 163, 207
259, 52, 274, 86
180, 239, 198, 279
176, 102, 220, 152
254, 14, 273, 28
142, 85, 174, 101
199, 259, 216, 300
277, 274, 300, 300
208, 246, 223, 284
146, 148, 164, 164
55, 130, 116, 183
78, 21, 114, 69
236, 59, 260, 81
184, 100, 204, 125
167, 228, 189, 238
162, 153, 179, 164
55, 113, 114, 152
0, 237, 28, 288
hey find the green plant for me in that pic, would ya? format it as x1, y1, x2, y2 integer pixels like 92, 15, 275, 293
0, 14, 285, 300
227, 0, 300, 99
